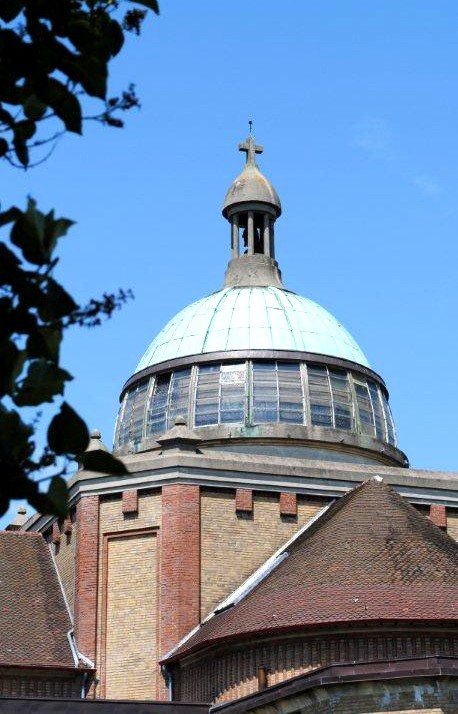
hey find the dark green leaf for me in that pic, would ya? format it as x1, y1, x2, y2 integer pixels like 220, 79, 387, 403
74, 55, 107, 99
14, 359, 72, 406
10, 198, 47, 264
0, 206, 21, 227
108, 19, 124, 56
39, 277, 78, 321
23, 95, 47, 121
48, 217, 75, 240
27, 489, 63, 518
0, 494, 9, 517
26, 326, 62, 361
47, 475, 68, 517
12, 133, 28, 167
0, 243, 21, 283
130, 0, 160, 13
0, 339, 26, 397
47, 78, 82, 134
80, 449, 128, 474
48, 401, 89, 455
0, 0, 23, 23
0, 404, 33, 462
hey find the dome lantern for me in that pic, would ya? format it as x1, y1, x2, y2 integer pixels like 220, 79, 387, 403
222, 131, 283, 288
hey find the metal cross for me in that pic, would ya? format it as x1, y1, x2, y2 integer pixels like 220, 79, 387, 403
238, 134, 263, 166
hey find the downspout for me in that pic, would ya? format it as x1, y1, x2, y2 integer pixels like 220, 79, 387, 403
48, 541, 95, 698
161, 663, 174, 701
67, 630, 95, 698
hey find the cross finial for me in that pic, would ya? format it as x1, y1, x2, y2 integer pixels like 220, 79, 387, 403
238, 129, 263, 167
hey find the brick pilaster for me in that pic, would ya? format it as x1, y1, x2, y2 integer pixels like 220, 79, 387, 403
235, 488, 253, 513
429, 504, 447, 529
122, 489, 138, 514
280, 492, 297, 517
74, 495, 99, 662
160, 485, 200, 659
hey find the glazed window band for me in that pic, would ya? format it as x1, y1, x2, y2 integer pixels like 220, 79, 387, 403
115, 361, 396, 449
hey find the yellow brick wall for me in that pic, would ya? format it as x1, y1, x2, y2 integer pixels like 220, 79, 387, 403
96, 490, 162, 700
54, 521, 76, 613
105, 532, 157, 699
447, 511, 458, 541
200, 489, 326, 618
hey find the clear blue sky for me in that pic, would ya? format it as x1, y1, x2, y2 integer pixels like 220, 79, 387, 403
3, 1, 458, 524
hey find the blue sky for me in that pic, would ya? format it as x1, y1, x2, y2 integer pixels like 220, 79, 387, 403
3, 1, 458, 524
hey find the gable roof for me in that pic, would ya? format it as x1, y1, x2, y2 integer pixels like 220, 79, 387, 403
0, 531, 76, 668
165, 478, 458, 662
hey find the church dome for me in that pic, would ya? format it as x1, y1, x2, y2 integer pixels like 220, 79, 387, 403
115, 132, 405, 467
135, 286, 369, 373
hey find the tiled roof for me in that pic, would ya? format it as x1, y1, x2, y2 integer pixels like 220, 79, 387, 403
0, 531, 75, 668
166, 479, 458, 662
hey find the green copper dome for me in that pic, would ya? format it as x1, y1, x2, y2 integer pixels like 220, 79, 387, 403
135, 286, 369, 372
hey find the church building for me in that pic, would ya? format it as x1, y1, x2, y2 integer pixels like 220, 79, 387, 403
2, 134, 458, 714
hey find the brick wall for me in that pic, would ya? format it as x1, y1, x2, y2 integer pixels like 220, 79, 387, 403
160, 486, 200, 661
53, 512, 76, 614
175, 630, 458, 704
96, 490, 162, 700
104, 532, 158, 699
0, 669, 83, 698
200, 490, 325, 618
74, 495, 99, 663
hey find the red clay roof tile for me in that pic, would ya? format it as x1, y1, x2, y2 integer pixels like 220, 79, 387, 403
0, 530, 75, 668
166, 478, 458, 661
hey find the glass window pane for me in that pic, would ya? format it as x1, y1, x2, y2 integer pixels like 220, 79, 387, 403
278, 362, 303, 424
329, 369, 353, 431
368, 381, 385, 441
167, 368, 191, 428
148, 374, 170, 435
195, 363, 246, 426
252, 362, 278, 423
381, 391, 396, 445
353, 378, 375, 436
308, 366, 332, 428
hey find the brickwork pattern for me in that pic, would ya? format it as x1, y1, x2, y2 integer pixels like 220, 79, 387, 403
53, 515, 77, 614
52, 521, 60, 544
235, 489, 253, 513
175, 631, 458, 704
75, 496, 99, 663
160, 486, 201, 659
104, 532, 158, 699
447, 511, 458, 541
122, 489, 139, 514
280, 492, 297, 516
200, 490, 324, 618
0, 672, 82, 699
429, 505, 447, 529
96, 490, 162, 699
